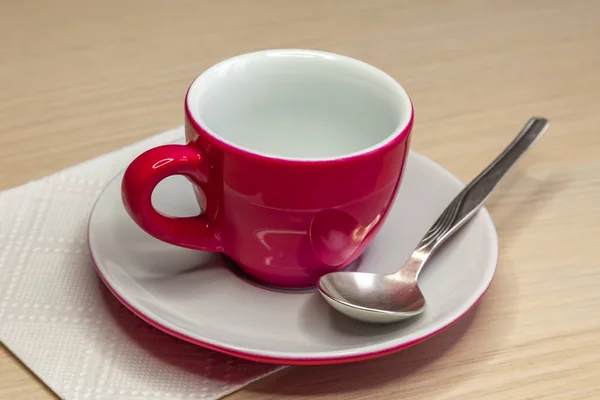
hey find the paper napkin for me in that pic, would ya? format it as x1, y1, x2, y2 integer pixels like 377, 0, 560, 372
0, 126, 283, 400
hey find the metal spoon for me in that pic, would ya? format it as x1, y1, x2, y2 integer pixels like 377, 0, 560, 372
317, 117, 549, 324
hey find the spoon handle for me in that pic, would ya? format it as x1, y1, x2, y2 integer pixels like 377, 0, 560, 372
414, 117, 549, 257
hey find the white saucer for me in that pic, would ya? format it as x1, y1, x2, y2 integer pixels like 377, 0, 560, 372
88, 151, 498, 365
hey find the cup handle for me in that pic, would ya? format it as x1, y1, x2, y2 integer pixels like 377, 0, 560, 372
121, 143, 222, 252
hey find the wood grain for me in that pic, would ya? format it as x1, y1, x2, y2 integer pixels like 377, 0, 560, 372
1, 0, 599, 399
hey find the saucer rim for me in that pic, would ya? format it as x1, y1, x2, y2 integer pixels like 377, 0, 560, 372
88, 150, 499, 365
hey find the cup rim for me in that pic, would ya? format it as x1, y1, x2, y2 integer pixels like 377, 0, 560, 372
184, 49, 414, 164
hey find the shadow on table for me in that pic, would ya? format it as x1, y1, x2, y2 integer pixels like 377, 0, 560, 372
245, 303, 481, 397
97, 272, 481, 395
96, 281, 280, 385
95, 272, 486, 395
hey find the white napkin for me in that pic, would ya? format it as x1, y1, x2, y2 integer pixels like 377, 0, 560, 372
0, 126, 283, 400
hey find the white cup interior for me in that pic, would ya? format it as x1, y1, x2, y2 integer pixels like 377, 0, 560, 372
187, 50, 412, 161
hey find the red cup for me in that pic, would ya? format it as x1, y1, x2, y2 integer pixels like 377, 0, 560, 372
122, 49, 414, 288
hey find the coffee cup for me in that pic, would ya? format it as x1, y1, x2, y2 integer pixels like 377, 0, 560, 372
121, 49, 413, 288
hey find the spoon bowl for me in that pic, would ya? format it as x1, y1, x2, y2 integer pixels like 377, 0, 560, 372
318, 117, 549, 323
318, 271, 425, 323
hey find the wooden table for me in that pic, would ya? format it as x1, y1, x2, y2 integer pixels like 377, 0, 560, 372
1, 1, 599, 398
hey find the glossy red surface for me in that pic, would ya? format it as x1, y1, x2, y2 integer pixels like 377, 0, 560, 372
121, 94, 413, 289
121, 144, 222, 252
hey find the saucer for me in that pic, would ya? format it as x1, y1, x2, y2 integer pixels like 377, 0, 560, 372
88, 151, 498, 365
